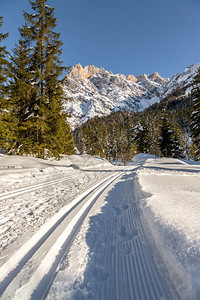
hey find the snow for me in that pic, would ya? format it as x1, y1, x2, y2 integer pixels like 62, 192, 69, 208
133, 155, 200, 299
47, 170, 179, 300
13, 172, 122, 300
0, 154, 113, 256
0, 153, 200, 299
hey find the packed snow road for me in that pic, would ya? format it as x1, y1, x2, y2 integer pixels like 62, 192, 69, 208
0, 153, 200, 299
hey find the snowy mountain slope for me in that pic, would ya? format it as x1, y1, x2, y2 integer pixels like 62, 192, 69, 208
63, 62, 200, 128
158, 62, 200, 100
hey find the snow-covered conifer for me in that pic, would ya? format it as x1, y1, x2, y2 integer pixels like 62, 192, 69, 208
159, 112, 174, 157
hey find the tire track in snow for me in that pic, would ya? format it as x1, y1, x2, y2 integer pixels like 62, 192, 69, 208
0, 171, 122, 300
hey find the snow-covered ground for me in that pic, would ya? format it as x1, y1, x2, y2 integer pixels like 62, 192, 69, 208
132, 154, 200, 299
0, 153, 200, 299
0, 154, 114, 257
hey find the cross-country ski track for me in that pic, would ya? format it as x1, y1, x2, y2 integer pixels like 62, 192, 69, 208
46, 171, 180, 300
1, 153, 199, 299
0, 174, 80, 201
1, 170, 180, 299
0, 172, 122, 299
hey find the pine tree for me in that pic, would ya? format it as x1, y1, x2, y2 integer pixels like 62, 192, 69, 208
74, 127, 86, 154
132, 119, 150, 154
0, 17, 9, 101
106, 122, 118, 161
159, 112, 174, 157
9, 39, 37, 153
191, 67, 200, 160
11, 0, 74, 158
145, 112, 161, 157
170, 115, 185, 159
0, 17, 13, 150
171, 132, 184, 159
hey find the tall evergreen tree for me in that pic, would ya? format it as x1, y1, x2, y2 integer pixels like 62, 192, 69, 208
159, 112, 174, 157
11, 0, 74, 158
170, 115, 185, 159
9, 39, 37, 153
132, 119, 150, 154
191, 67, 200, 160
106, 122, 118, 161
0, 17, 9, 107
0, 16, 11, 150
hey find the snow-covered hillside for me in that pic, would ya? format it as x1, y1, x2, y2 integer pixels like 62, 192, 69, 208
63, 62, 200, 128
0, 154, 200, 299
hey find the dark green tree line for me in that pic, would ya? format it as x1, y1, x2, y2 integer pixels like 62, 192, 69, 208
75, 107, 187, 164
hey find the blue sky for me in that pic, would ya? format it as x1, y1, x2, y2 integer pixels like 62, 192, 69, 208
1, 0, 200, 78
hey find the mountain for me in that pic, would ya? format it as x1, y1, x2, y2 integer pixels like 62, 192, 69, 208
63, 62, 200, 128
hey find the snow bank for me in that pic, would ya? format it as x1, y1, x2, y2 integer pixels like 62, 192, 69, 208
0, 154, 112, 188
0, 154, 111, 171
62, 154, 111, 169
136, 155, 200, 299
127, 153, 157, 166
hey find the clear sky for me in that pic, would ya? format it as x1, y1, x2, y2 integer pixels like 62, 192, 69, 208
1, 0, 200, 79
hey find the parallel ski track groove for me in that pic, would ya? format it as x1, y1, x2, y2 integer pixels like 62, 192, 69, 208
0, 172, 122, 300
129, 200, 166, 299
0, 174, 79, 201
136, 217, 166, 298
136, 237, 161, 298
120, 191, 160, 300
135, 238, 154, 300
127, 255, 136, 300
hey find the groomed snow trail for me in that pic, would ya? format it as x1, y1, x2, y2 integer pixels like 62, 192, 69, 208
2, 154, 198, 299
48, 172, 180, 300
0, 174, 79, 201
0, 172, 122, 300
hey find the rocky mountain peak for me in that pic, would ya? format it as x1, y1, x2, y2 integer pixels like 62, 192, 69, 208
126, 75, 137, 83
149, 72, 170, 84
69, 64, 104, 80
136, 72, 169, 85
69, 64, 139, 83
63, 62, 200, 128
69, 63, 83, 79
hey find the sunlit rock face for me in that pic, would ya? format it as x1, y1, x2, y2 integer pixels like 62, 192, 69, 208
63, 62, 200, 128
